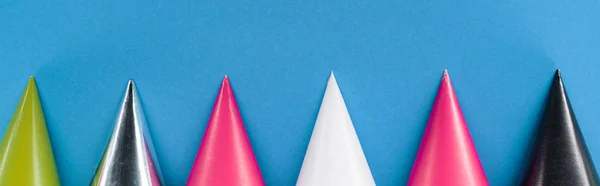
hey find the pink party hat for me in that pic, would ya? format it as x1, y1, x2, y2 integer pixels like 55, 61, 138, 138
407, 70, 489, 186
186, 76, 265, 186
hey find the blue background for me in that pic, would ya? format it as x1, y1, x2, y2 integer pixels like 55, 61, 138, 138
1, 1, 599, 185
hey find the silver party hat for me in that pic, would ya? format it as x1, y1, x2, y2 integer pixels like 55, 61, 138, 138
91, 80, 164, 186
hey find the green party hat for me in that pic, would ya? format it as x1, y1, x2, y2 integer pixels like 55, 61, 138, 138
0, 77, 60, 186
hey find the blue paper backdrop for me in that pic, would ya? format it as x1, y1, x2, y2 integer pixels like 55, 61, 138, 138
1, 1, 600, 185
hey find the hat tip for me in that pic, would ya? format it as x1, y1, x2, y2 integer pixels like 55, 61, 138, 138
221, 75, 231, 85
554, 69, 562, 79
442, 69, 450, 79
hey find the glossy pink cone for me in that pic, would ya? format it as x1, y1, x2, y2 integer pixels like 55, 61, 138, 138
186, 76, 265, 186
407, 70, 489, 186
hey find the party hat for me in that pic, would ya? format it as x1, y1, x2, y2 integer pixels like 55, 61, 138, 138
91, 80, 164, 186
186, 76, 265, 186
296, 72, 375, 186
522, 70, 599, 185
0, 77, 60, 186
407, 70, 489, 186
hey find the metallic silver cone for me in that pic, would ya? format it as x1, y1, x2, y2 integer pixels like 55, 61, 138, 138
91, 80, 164, 186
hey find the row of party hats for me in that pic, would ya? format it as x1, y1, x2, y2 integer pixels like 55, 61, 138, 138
0, 69, 597, 186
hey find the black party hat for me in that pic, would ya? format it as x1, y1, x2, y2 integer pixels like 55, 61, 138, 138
523, 70, 599, 186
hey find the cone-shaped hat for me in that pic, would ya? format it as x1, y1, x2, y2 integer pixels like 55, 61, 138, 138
296, 72, 375, 186
522, 70, 599, 186
186, 76, 264, 186
91, 80, 164, 186
408, 70, 489, 186
0, 77, 60, 186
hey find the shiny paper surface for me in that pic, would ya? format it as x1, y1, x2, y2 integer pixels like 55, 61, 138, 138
91, 80, 164, 186
296, 73, 375, 186
522, 70, 599, 186
0, 77, 60, 186
408, 70, 489, 186
186, 76, 265, 186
